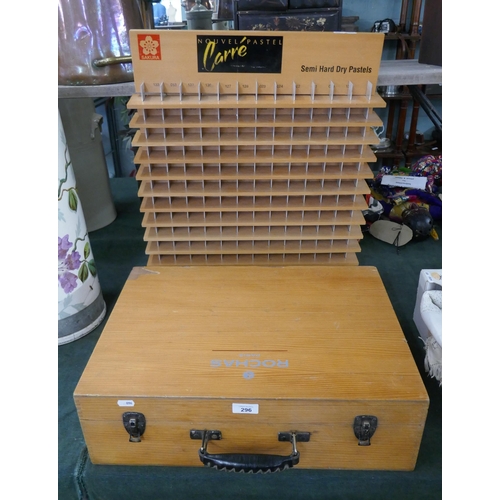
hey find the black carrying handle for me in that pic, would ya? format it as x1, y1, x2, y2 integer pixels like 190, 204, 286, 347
197, 430, 300, 473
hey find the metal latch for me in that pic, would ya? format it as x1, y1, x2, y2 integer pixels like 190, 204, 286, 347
353, 415, 378, 446
122, 412, 146, 442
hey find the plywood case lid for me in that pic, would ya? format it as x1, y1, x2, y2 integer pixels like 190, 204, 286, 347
75, 266, 428, 403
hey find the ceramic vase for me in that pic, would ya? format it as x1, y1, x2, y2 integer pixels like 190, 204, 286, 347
58, 111, 106, 345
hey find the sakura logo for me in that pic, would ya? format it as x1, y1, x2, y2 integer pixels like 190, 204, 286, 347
138, 34, 161, 60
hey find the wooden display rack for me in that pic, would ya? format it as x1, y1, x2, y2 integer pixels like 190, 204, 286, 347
128, 30, 385, 265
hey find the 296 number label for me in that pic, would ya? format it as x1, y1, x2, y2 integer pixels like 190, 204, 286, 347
232, 403, 259, 414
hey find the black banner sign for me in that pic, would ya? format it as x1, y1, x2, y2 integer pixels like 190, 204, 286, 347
196, 35, 283, 73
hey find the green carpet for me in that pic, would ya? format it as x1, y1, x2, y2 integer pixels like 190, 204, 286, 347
59, 177, 442, 499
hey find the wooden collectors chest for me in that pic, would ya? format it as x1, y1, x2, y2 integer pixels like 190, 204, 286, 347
74, 266, 429, 472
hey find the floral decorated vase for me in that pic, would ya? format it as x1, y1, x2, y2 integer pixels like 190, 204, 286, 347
58, 111, 106, 345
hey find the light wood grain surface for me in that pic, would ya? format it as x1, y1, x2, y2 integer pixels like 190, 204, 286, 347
75, 266, 428, 470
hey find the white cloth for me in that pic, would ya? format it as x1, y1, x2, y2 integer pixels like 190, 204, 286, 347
420, 290, 442, 384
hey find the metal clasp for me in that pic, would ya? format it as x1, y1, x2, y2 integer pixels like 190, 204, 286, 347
353, 415, 378, 446
122, 412, 146, 442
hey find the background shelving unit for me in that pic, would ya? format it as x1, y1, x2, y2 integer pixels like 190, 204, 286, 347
374, 0, 442, 168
